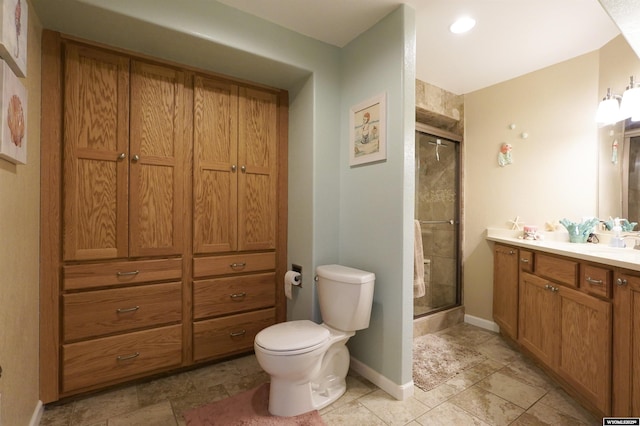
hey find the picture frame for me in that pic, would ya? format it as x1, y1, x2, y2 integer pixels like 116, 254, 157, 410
349, 92, 386, 166
0, 0, 27, 77
0, 61, 26, 164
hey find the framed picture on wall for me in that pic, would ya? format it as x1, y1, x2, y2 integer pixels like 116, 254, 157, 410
349, 92, 386, 166
0, 0, 27, 77
0, 61, 26, 164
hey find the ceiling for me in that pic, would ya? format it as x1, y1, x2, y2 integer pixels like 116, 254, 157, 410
218, 0, 622, 94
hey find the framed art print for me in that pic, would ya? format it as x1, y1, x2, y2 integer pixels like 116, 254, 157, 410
0, 0, 27, 77
0, 61, 26, 164
349, 92, 386, 166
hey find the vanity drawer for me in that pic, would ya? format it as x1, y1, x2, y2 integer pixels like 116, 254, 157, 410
63, 258, 183, 290
62, 324, 182, 393
62, 282, 182, 342
519, 250, 534, 272
193, 252, 275, 278
193, 308, 275, 361
535, 253, 578, 287
581, 265, 612, 298
193, 273, 275, 320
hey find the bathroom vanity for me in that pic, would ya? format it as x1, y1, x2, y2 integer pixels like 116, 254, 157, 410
488, 229, 640, 418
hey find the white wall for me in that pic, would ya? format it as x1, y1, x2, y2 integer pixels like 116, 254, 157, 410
464, 52, 600, 321
339, 5, 416, 388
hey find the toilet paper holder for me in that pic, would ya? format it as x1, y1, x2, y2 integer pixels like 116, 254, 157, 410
292, 264, 302, 288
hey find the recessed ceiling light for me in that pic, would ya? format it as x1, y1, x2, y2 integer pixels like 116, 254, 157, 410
450, 16, 476, 34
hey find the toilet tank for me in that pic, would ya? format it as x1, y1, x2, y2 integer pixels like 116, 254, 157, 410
316, 264, 375, 331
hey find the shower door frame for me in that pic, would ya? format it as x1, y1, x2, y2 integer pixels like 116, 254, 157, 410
414, 122, 463, 317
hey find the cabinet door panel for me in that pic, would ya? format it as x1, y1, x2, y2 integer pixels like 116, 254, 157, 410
518, 272, 557, 367
130, 61, 185, 257
193, 77, 238, 253
557, 286, 612, 414
238, 88, 277, 251
63, 44, 129, 261
633, 291, 640, 414
493, 244, 518, 339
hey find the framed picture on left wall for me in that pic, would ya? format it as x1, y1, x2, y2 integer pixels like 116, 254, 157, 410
0, 0, 27, 77
0, 61, 26, 164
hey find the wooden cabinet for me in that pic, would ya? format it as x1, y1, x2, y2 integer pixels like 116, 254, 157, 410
493, 244, 519, 339
612, 271, 640, 416
62, 44, 185, 261
495, 246, 614, 417
193, 76, 277, 254
40, 32, 288, 403
518, 272, 558, 367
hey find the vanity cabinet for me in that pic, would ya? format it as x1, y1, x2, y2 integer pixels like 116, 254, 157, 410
612, 270, 640, 415
495, 246, 613, 416
40, 31, 288, 403
492, 244, 520, 339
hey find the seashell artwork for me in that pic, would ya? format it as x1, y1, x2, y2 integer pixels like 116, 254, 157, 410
0, 61, 26, 164
0, 0, 27, 77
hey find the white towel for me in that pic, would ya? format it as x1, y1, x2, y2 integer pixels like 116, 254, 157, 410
414, 220, 426, 299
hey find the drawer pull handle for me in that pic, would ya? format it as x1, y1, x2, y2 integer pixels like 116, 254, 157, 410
116, 306, 140, 313
508, 250, 515, 255
117, 270, 140, 277
520, 258, 529, 263
586, 277, 604, 286
230, 262, 246, 269
230, 292, 247, 300
617, 278, 628, 286
230, 330, 246, 337
116, 352, 140, 361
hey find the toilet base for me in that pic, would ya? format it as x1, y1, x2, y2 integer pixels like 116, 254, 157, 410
268, 374, 347, 417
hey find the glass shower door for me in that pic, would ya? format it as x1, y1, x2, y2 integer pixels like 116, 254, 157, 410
414, 130, 461, 317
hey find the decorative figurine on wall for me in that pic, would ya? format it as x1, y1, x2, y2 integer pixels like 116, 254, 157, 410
498, 143, 512, 167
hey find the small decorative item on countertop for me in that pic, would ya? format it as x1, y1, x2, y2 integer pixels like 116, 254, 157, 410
609, 218, 625, 248
559, 217, 600, 243
523, 225, 538, 240
509, 216, 523, 231
603, 217, 637, 232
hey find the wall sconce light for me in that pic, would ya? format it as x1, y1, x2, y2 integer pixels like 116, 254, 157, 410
596, 76, 640, 126
595, 88, 622, 126
620, 76, 640, 122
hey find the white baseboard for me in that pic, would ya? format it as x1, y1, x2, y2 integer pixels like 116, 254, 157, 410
30, 400, 43, 426
464, 314, 499, 333
349, 357, 413, 401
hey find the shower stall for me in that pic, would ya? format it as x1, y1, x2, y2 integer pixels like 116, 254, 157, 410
414, 125, 461, 317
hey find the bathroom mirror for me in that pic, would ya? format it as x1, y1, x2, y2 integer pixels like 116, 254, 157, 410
597, 0, 640, 228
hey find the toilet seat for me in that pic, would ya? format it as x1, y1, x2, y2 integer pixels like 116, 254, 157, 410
255, 320, 330, 355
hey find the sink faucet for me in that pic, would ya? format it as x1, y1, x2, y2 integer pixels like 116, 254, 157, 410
621, 233, 640, 249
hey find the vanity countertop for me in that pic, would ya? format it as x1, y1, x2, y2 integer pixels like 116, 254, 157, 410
486, 228, 640, 272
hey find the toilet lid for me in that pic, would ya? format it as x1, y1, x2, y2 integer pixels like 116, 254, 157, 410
255, 320, 329, 352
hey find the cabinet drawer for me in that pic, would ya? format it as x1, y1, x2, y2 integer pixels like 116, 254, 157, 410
63, 258, 183, 290
193, 273, 275, 319
519, 250, 534, 272
535, 254, 578, 288
193, 252, 275, 278
62, 324, 182, 393
63, 282, 182, 342
193, 308, 275, 361
581, 265, 612, 298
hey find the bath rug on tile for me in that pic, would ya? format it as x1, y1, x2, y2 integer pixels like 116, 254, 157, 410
413, 333, 486, 391
183, 383, 326, 426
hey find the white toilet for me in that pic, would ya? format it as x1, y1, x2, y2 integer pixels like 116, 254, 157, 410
254, 264, 375, 417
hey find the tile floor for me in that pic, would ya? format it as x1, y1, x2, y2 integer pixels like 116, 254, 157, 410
39, 323, 600, 425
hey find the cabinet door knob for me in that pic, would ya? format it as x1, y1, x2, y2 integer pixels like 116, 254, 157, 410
132, 154, 140, 162
118, 152, 126, 160
241, 165, 246, 173
231, 164, 237, 172
616, 278, 628, 286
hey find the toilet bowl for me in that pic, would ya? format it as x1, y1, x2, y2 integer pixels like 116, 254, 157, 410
254, 264, 375, 417
254, 321, 354, 416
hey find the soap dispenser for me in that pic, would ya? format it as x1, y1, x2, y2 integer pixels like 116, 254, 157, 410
610, 218, 624, 248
